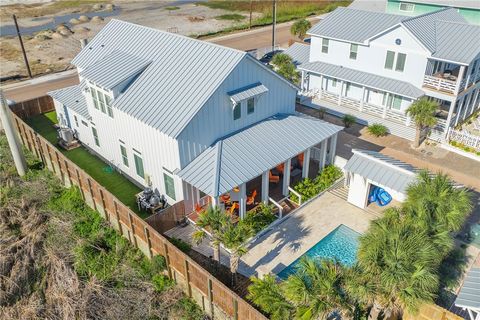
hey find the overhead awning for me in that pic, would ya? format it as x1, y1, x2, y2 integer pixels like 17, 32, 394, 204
455, 267, 480, 317
299, 61, 425, 99
343, 149, 417, 194
178, 113, 342, 197
227, 82, 269, 104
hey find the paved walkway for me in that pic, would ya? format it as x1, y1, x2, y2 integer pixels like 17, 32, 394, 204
297, 104, 480, 191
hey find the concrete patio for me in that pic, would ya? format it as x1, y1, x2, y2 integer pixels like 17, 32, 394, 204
165, 190, 377, 278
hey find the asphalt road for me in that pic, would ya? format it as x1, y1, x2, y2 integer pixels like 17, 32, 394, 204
2, 17, 320, 102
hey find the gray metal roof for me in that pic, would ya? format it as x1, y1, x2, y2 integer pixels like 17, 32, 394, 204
299, 60, 425, 98
178, 113, 342, 196
228, 82, 269, 103
307, 7, 405, 43
284, 43, 310, 66
48, 84, 91, 120
343, 149, 417, 194
71, 19, 247, 138
402, 8, 467, 52
79, 50, 151, 89
455, 267, 480, 310
308, 7, 478, 64
432, 21, 480, 64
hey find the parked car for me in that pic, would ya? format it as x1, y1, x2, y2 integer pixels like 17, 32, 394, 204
259, 50, 284, 64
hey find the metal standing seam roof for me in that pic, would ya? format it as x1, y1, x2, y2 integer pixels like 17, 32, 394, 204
79, 50, 151, 89
299, 60, 425, 99
343, 149, 417, 194
227, 82, 269, 104
455, 267, 480, 311
71, 19, 247, 138
48, 84, 91, 120
432, 21, 480, 64
178, 113, 343, 197
283, 42, 311, 66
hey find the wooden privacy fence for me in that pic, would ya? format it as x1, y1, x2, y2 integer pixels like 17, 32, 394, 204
9, 109, 266, 320
146, 201, 186, 234
10, 95, 55, 119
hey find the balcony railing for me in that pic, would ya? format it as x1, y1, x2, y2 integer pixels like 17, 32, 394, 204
423, 75, 457, 95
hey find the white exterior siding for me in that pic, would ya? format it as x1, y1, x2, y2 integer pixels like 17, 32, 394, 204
309, 26, 429, 87
177, 57, 297, 167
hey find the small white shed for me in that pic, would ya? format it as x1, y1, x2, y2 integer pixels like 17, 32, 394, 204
343, 149, 417, 209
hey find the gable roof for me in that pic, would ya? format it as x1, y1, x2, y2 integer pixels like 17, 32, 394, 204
79, 50, 151, 89
227, 82, 269, 104
308, 7, 479, 64
284, 42, 310, 66
178, 113, 342, 196
72, 19, 247, 138
48, 84, 90, 120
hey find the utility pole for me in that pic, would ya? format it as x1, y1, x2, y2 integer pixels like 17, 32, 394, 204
249, 0, 253, 29
0, 91, 27, 176
272, 0, 277, 52
13, 14, 32, 79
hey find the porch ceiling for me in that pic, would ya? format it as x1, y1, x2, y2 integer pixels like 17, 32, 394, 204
178, 113, 342, 197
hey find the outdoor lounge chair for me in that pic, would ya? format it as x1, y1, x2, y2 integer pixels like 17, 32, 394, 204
246, 190, 257, 205
298, 153, 304, 168
229, 202, 239, 215
269, 171, 280, 183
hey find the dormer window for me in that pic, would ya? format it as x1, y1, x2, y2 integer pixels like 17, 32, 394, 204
89, 84, 114, 118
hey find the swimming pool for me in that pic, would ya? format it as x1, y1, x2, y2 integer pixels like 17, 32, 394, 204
278, 224, 361, 279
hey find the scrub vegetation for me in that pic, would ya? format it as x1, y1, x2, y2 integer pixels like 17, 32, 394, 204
367, 123, 388, 137
0, 133, 204, 320
215, 13, 246, 21
248, 170, 473, 320
290, 165, 343, 203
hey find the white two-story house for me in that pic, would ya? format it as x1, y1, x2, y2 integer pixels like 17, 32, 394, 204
49, 19, 342, 219
293, 7, 480, 142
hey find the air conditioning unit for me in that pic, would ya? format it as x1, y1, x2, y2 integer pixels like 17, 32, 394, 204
58, 128, 80, 150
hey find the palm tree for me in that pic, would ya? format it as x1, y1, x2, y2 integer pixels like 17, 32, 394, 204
357, 208, 439, 319
247, 275, 294, 320
282, 257, 351, 319
221, 220, 253, 286
403, 170, 472, 256
290, 19, 312, 40
271, 52, 293, 68
192, 206, 228, 262
343, 265, 377, 319
406, 98, 438, 148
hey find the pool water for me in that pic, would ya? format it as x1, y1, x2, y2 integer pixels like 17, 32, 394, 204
278, 224, 361, 279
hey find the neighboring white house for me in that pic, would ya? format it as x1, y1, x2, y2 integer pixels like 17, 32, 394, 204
49, 19, 342, 218
290, 7, 480, 142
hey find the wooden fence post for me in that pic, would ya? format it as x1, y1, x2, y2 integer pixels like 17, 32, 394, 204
75, 168, 86, 201
208, 278, 214, 319
64, 160, 72, 187
143, 226, 153, 259
184, 259, 192, 297
54, 151, 65, 183
163, 242, 172, 279
128, 212, 138, 248
113, 201, 123, 235
86, 178, 97, 211
99, 188, 109, 222
233, 298, 238, 320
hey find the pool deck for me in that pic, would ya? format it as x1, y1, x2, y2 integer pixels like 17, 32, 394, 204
241, 191, 376, 277
166, 190, 377, 278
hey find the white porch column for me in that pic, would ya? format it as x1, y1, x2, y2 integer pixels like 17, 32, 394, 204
454, 96, 466, 127
455, 65, 466, 95
319, 140, 327, 171
329, 134, 338, 165
382, 93, 389, 118
471, 89, 480, 114
338, 81, 344, 105
318, 75, 324, 99
282, 158, 291, 196
462, 92, 474, 121
261, 171, 269, 204
239, 183, 246, 219
211, 196, 219, 207
359, 86, 366, 111
302, 148, 311, 179
300, 71, 305, 91
444, 99, 457, 139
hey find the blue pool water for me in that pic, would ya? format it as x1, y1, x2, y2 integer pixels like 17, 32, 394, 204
278, 224, 361, 279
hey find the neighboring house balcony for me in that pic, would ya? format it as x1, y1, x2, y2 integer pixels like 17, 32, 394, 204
423, 59, 480, 96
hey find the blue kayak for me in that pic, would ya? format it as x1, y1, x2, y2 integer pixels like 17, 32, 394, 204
368, 186, 392, 206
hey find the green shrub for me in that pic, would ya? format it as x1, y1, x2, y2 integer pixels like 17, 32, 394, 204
367, 123, 388, 137
342, 114, 356, 128
164, 6, 180, 10
173, 297, 205, 320
291, 165, 343, 202
152, 274, 174, 292
242, 203, 277, 233
215, 13, 245, 21
169, 237, 191, 253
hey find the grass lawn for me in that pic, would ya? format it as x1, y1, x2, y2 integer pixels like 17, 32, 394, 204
26, 111, 147, 218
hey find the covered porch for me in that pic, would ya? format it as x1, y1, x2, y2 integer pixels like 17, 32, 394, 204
178, 113, 342, 224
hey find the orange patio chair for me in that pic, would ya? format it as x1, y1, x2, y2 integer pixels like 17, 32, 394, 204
195, 203, 203, 213
229, 202, 239, 215
221, 194, 231, 205
298, 153, 304, 168
276, 163, 285, 175
247, 190, 257, 205
269, 170, 280, 184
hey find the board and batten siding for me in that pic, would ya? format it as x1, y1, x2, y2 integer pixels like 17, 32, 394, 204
309, 25, 430, 88
177, 57, 297, 168
53, 100, 97, 148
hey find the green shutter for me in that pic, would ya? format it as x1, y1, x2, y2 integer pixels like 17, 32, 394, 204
395, 53, 406, 72
392, 95, 402, 110
385, 51, 395, 70
164, 173, 176, 200
134, 154, 144, 178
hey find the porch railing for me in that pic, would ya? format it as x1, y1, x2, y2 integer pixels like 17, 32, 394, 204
447, 128, 480, 150
288, 186, 302, 206
269, 197, 283, 218
423, 75, 457, 94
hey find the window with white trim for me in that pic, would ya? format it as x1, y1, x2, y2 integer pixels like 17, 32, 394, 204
120, 144, 129, 167
247, 98, 255, 114
331, 79, 337, 87
92, 127, 100, 147
321, 38, 329, 54
385, 51, 395, 70
164, 173, 176, 200
89, 85, 114, 118
233, 102, 241, 120
395, 53, 407, 72
74, 115, 79, 127
399, 2, 415, 12
349, 44, 358, 60
133, 152, 145, 179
